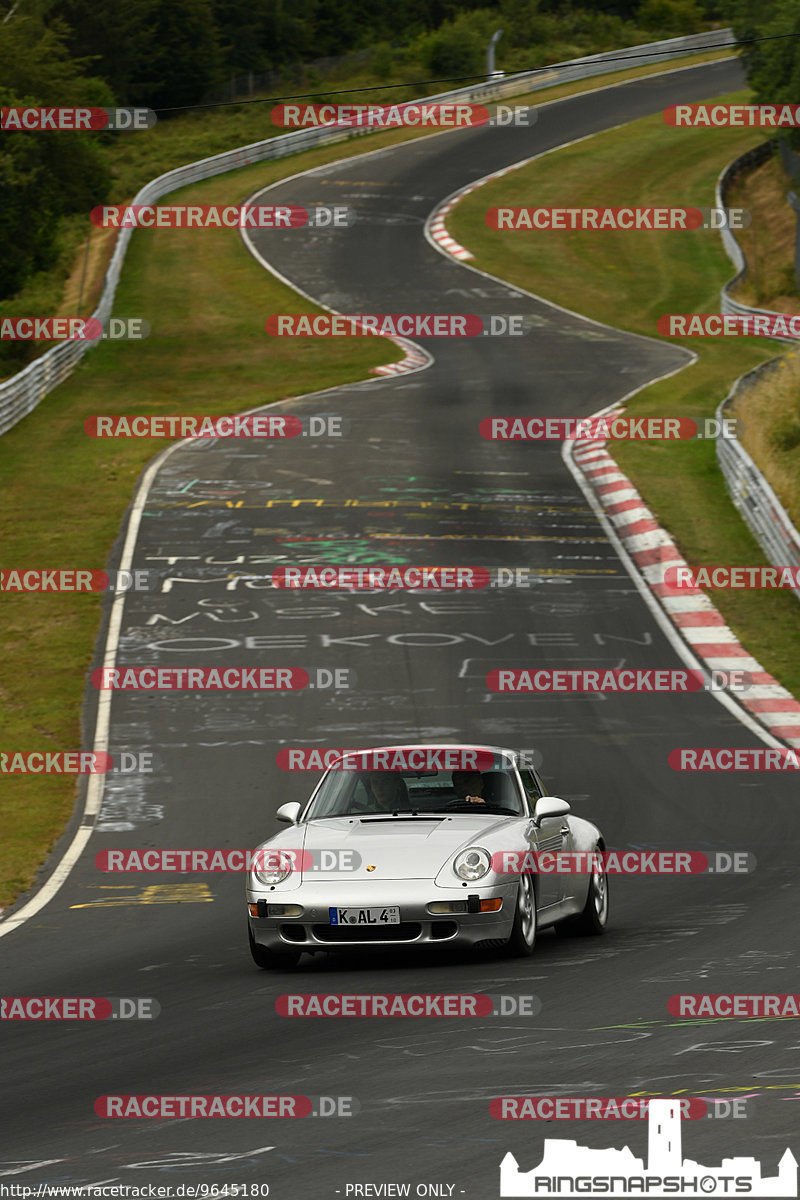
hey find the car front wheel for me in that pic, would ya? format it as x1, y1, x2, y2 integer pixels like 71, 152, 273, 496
555, 858, 609, 937
503, 874, 537, 956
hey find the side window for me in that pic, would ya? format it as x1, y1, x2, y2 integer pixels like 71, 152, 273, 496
518, 769, 542, 807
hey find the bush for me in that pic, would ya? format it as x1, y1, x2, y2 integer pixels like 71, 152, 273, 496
419, 10, 499, 79
637, 0, 704, 34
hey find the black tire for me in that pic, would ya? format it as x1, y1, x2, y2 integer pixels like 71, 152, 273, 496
555, 857, 609, 937
502, 873, 537, 956
248, 923, 301, 970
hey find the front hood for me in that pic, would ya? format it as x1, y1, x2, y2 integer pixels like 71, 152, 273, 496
297, 814, 517, 881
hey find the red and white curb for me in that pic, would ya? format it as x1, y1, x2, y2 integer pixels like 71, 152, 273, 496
426, 163, 525, 262
571, 415, 800, 748
371, 338, 431, 376
429, 196, 474, 261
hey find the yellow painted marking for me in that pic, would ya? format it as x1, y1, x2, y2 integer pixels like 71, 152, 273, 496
165, 497, 591, 513
71, 884, 214, 908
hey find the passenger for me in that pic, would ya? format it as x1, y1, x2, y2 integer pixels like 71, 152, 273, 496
368, 771, 408, 812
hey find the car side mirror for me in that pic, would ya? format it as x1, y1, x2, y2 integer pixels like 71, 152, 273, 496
533, 796, 571, 825
276, 802, 301, 825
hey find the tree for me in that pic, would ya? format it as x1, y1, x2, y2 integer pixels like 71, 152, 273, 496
732, 0, 800, 148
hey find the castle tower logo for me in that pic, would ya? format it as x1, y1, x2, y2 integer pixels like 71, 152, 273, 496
500, 1099, 797, 1197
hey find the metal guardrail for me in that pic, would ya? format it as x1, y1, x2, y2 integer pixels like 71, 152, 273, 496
716, 140, 780, 321
0, 27, 734, 437
715, 144, 800, 599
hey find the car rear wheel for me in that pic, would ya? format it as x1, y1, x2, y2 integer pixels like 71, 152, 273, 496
503, 874, 537, 956
248, 923, 301, 969
555, 857, 609, 937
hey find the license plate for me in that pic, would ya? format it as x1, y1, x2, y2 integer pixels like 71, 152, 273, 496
329, 906, 400, 926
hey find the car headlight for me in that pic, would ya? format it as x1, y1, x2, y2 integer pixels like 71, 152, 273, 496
454, 847, 491, 881
253, 849, 295, 886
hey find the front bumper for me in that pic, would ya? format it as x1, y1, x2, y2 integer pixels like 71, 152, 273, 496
247, 877, 518, 951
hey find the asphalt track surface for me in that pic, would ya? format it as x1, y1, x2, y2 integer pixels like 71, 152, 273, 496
4, 56, 800, 1198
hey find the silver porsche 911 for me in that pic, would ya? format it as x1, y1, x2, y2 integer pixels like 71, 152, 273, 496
246, 744, 608, 969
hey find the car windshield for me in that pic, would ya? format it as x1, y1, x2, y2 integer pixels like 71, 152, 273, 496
305, 766, 524, 818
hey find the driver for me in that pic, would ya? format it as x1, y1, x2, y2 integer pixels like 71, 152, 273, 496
368, 771, 407, 812
451, 770, 486, 805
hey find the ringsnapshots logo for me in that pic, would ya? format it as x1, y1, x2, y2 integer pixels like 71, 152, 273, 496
499, 1099, 797, 1197
485, 207, 749, 231
1, 107, 156, 131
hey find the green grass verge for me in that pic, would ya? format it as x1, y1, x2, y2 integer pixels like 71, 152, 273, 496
0, 48, 742, 909
448, 88, 800, 698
